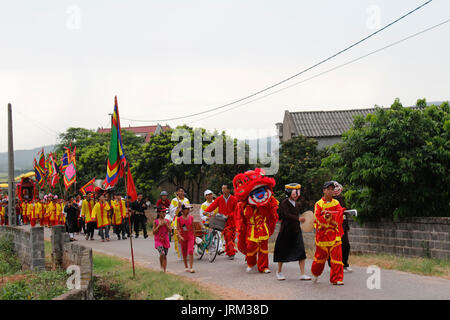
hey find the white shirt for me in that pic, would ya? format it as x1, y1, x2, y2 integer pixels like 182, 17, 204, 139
288, 199, 296, 207
169, 197, 190, 219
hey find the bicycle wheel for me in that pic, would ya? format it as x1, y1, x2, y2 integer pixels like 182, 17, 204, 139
207, 230, 220, 263
197, 234, 207, 260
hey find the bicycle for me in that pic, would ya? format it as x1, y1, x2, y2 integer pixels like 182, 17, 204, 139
195, 214, 227, 263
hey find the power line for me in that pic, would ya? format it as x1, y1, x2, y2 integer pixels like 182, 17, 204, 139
14, 108, 60, 137
121, 0, 434, 123
186, 18, 450, 125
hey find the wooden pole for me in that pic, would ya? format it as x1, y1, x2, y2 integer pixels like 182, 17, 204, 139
7, 103, 16, 226
124, 163, 136, 278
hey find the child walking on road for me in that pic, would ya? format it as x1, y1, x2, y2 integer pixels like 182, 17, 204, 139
153, 207, 172, 273
177, 204, 195, 273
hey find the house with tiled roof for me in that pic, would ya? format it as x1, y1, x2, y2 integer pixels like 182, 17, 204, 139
276, 108, 381, 148
275, 102, 442, 148
97, 124, 170, 143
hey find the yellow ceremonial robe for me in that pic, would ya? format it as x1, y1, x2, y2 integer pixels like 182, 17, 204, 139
111, 200, 127, 225
92, 202, 111, 228
35, 202, 43, 219
82, 199, 95, 223
48, 202, 56, 222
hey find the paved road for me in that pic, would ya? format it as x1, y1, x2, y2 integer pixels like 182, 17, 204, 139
31, 226, 450, 300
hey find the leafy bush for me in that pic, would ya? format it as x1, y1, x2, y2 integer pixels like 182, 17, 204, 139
0, 271, 68, 300
0, 281, 30, 300
323, 99, 449, 222
0, 235, 22, 274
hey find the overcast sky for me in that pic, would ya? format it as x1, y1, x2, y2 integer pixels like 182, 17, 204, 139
1, 0, 449, 152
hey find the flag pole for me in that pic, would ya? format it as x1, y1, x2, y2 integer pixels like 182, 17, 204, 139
124, 162, 136, 278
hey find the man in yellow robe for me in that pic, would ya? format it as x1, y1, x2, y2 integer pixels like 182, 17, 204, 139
82, 193, 96, 240
92, 194, 111, 242
21, 201, 28, 225
27, 201, 36, 227
48, 197, 57, 226
55, 198, 64, 226
111, 194, 128, 240
36, 199, 43, 226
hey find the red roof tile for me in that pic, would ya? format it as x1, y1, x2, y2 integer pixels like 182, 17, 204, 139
97, 125, 171, 142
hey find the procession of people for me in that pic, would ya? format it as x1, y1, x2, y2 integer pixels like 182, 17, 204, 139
0, 169, 353, 285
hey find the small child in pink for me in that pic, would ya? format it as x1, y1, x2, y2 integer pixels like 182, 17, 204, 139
177, 204, 195, 273
153, 207, 171, 272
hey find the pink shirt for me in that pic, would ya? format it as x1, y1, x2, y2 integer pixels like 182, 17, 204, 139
154, 219, 171, 249
177, 215, 195, 241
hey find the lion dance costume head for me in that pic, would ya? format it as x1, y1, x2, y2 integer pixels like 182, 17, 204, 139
233, 168, 278, 273
233, 168, 276, 207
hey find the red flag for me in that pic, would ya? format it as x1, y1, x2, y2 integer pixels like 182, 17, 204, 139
127, 166, 137, 202
80, 177, 95, 195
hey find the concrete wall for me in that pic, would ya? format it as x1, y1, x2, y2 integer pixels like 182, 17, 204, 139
316, 136, 342, 149
0, 226, 45, 271
51, 226, 94, 300
272, 217, 450, 260
347, 217, 450, 260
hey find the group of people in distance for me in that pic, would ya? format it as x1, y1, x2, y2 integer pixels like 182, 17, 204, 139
0, 190, 150, 243
0, 194, 72, 230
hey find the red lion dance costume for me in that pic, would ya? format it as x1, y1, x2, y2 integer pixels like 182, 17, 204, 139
233, 168, 278, 273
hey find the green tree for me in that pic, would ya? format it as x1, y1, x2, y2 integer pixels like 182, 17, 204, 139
323, 99, 450, 222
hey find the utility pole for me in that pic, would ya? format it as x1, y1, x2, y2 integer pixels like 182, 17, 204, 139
7, 103, 16, 226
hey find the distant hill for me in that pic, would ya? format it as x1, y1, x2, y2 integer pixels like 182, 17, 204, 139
0, 145, 55, 172
427, 101, 447, 106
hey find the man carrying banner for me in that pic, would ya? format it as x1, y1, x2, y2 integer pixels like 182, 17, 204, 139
131, 193, 148, 239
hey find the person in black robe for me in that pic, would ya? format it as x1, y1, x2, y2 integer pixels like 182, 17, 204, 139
64, 196, 79, 242
274, 183, 312, 281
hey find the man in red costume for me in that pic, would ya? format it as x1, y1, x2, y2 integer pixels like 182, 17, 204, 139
204, 184, 238, 259
233, 168, 278, 273
311, 181, 345, 285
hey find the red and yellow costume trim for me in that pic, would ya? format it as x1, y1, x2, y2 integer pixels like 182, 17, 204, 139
311, 197, 345, 284
93, 202, 111, 228
111, 200, 126, 226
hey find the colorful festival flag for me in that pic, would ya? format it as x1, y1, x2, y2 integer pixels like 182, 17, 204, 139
105, 96, 127, 188
80, 177, 95, 195
64, 161, 76, 190
38, 149, 46, 173
61, 147, 71, 172
46, 153, 59, 188
33, 159, 45, 186
71, 146, 77, 167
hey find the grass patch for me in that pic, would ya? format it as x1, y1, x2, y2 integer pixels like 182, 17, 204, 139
0, 235, 22, 275
93, 253, 217, 300
349, 252, 450, 279
0, 271, 69, 300
0, 237, 69, 300
1, 237, 69, 300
